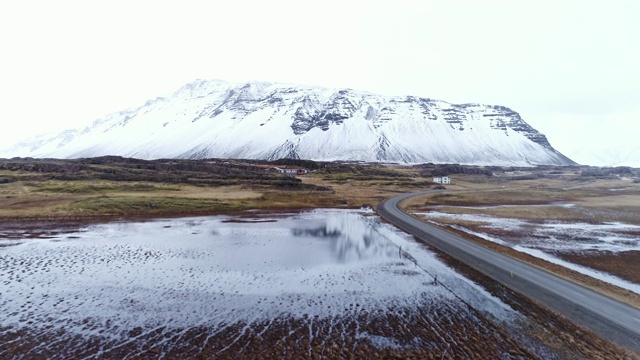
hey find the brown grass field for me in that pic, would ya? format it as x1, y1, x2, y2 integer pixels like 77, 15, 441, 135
1, 158, 639, 358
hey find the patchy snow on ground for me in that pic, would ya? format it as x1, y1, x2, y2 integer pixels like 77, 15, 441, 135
419, 211, 640, 253
418, 210, 640, 295
429, 202, 575, 210
512, 246, 640, 295
0, 209, 518, 355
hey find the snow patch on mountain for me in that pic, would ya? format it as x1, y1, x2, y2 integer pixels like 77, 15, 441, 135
0, 79, 574, 166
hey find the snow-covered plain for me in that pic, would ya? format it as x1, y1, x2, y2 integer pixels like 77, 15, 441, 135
0, 209, 521, 357
418, 210, 640, 294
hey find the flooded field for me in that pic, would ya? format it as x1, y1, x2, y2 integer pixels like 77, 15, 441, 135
418, 206, 640, 294
0, 208, 556, 359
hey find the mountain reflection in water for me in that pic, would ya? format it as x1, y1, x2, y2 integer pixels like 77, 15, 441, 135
292, 213, 398, 262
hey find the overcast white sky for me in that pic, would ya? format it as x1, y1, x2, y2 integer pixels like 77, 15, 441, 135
1, 0, 639, 165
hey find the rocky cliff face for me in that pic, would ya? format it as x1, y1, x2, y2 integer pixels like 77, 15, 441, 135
1, 79, 575, 166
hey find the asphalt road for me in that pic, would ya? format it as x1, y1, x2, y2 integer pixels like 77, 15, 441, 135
377, 191, 640, 353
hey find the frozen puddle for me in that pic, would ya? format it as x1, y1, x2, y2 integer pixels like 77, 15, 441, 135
0, 209, 531, 358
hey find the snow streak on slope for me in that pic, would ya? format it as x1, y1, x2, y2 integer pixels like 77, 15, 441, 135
1, 79, 575, 166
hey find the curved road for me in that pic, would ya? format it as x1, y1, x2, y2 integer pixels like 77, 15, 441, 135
377, 191, 640, 352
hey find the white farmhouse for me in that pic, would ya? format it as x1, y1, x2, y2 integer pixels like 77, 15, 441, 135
433, 176, 451, 184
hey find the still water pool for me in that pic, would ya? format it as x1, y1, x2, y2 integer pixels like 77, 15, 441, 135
0, 209, 519, 358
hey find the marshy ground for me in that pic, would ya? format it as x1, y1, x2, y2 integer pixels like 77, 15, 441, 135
1, 210, 634, 359
1, 157, 639, 358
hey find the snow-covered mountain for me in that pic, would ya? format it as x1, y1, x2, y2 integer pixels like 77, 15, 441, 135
567, 145, 640, 168
1, 79, 575, 165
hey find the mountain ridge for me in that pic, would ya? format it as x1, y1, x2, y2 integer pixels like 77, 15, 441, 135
0, 79, 575, 166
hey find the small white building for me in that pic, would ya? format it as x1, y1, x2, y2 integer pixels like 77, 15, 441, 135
433, 176, 451, 184
282, 168, 309, 175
